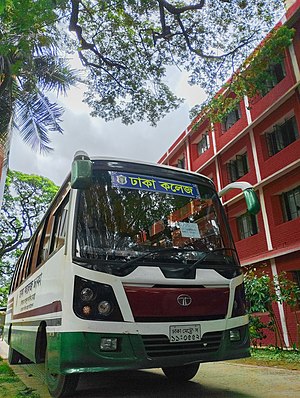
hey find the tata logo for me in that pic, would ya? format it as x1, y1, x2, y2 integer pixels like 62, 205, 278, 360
177, 294, 192, 307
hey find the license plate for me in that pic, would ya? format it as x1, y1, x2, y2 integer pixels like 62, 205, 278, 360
169, 324, 201, 343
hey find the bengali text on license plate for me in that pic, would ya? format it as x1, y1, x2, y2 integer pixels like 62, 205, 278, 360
169, 324, 201, 343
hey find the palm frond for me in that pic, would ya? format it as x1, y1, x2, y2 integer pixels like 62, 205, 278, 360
14, 91, 64, 154
33, 55, 77, 95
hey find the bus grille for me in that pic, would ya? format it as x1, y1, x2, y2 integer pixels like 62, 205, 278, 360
141, 331, 223, 358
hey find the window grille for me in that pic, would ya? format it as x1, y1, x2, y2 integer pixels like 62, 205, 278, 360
197, 133, 210, 155
281, 185, 300, 221
237, 212, 258, 240
226, 153, 249, 183
177, 157, 185, 169
261, 61, 286, 96
222, 105, 241, 132
266, 116, 298, 156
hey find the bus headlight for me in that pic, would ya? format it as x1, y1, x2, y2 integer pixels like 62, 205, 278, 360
73, 276, 123, 321
98, 300, 113, 316
80, 287, 95, 301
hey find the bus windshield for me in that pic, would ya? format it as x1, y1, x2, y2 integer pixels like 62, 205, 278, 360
74, 169, 239, 277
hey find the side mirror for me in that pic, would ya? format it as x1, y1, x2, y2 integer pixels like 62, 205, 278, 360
243, 188, 261, 215
71, 151, 92, 189
218, 182, 260, 215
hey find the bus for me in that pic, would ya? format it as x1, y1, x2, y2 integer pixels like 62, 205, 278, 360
3, 151, 260, 398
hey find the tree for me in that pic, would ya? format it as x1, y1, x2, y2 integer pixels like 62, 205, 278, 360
0, 0, 76, 155
244, 269, 300, 349
66, 0, 286, 125
2, 1, 287, 133
0, 169, 59, 306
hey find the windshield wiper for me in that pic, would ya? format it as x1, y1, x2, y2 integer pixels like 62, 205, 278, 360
183, 248, 238, 276
113, 247, 196, 271
129, 247, 197, 262
75, 247, 238, 277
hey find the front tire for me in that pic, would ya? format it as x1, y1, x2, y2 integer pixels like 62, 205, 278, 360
162, 362, 200, 382
46, 372, 79, 398
45, 349, 79, 398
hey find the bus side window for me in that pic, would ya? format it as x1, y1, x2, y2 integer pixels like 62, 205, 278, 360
16, 251, 28, 289
41, 215, 55, 265
20, 239, 35, 283
50, 193, 70, 254
11, 256, 23, 293
30, 220, 46, 272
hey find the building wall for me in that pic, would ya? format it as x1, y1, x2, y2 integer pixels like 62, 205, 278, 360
253, 94, 300, 180
264, 167, 300, 250
158, 4, 300, 347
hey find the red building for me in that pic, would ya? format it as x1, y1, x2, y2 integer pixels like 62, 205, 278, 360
158, 1, 300, 348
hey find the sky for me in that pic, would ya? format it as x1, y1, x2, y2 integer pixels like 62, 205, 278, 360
9, 71, 206, 186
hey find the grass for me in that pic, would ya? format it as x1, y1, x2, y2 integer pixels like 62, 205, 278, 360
234, 347, 300, 371
0, 357, 40, 398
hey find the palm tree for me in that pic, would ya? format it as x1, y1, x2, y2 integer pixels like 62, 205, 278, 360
0, 1, 76, 205
0, 1, 76, 151
0, 42, 76, 154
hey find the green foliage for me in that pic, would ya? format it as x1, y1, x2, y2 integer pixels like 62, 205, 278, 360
1, 1, 286, 128
0, 0, 76, 153
0, 169, 59, 306
0, 357, 41, 398
0, 0, 289, 138
244, 271, 272, 312
248, 314, 267, 344
0, 356, 18, 379
244, 269, 300, 349
72, 0, 285, 125
0, 283, 9, 307
190, 25, 295, 124
236, 346, 300, 370
250, 347, 300, 362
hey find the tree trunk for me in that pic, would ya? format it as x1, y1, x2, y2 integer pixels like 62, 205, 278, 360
0, 68, 13, 207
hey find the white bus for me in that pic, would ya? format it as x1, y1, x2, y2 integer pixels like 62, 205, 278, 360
4, 152, 260, 398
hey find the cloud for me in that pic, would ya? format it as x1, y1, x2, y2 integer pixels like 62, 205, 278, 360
9, 74, 205, 186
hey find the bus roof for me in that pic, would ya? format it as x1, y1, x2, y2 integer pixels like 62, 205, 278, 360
85, 155, 213, 184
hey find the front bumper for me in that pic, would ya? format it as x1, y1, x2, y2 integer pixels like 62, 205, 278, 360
49, 324, 250, 374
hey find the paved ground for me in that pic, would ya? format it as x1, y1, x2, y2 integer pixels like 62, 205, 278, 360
1, 339, 300, 398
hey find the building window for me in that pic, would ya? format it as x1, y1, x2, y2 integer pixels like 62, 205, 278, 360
293, 270, 300, 289
177, 157, 185, 169
237, 212, 258, 240
261, 61, 286, 96
281, 185, 300, 221
266, 116, 298, 157
222, 104, 241, 132
226, 153, 249, 183
197, 133, 210, 155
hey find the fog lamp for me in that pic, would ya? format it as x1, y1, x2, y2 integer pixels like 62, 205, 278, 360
82, 305, 92, 316
100, 337, 118, 351
229, 329, 241, 342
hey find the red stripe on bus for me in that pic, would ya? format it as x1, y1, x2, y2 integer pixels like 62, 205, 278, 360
124, 286, 229, 319
12, 301, 62, 320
